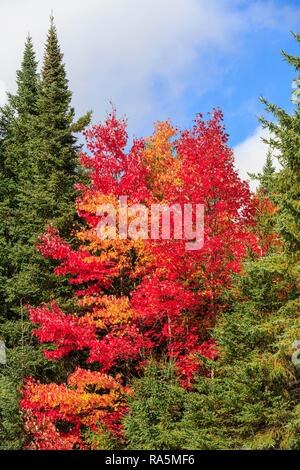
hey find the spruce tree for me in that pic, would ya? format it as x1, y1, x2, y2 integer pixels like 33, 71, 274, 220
0, 104, 14, 320
1, 35, 40, 317
0, 20, 91, 449
29, 15, 91, 238
176, 34, 300, 450
177, 254, 300, 449
249, 150, 278, 256
0, 35, 41, 450
261, 150, 276, 192
124, 361, 188, 450
1, 19, 91, 318
248, 150, 276, 193
260, 33, 300, 252
15, 35, 39, 115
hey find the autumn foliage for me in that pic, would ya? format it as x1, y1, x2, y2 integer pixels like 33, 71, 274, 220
22, 368, 130, 449
21, 110, 256, 449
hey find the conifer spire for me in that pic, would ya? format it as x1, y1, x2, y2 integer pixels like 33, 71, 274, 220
260, 150, 276, 192
39, 15, 73, 130
15, 34, 38, 115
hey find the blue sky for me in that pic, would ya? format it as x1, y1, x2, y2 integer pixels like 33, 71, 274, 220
0, 0, 300, 186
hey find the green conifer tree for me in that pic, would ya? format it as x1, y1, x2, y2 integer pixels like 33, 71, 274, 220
0, 35, 42, 450
1, 19, 91, 319
176, 34, 300, 450
260, 33, 300, 252
124, 361, 188, 450
248, 149, 277, 193
0, 19, 91, 449
261, 150, 276, 192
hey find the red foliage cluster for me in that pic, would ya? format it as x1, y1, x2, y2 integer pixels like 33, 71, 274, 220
22, 110, 257, 448
22, 368, 130, 449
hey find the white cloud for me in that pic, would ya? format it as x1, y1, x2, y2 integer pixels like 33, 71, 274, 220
0, 0, 299, 134
234, 126, 280, 190
0, 80, 6, 106
0, 0, 242, 132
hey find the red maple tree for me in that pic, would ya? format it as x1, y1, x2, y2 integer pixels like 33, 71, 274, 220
21, 110, 256, 448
